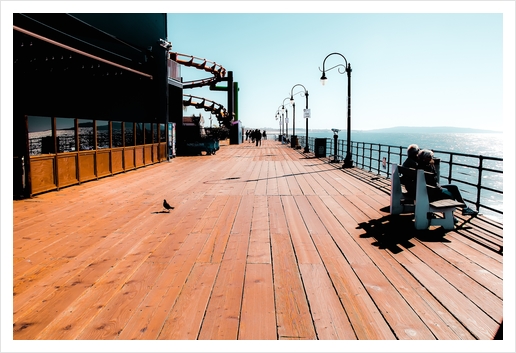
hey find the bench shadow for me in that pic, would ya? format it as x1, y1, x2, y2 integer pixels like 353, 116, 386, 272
357, 213, 450, 254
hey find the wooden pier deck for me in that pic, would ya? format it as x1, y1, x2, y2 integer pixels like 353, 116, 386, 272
12, 139, 504, 346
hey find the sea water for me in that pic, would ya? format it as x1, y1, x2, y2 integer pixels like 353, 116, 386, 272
299, 130, 503, 158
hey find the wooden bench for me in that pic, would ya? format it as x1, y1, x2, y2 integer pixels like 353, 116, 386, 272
390, 163, 464, 230
389, 164, 415, 215
414, 169, 465, 230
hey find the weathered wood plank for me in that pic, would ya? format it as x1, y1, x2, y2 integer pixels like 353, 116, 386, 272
157, 263, 219, 339
283, 160, 304, 196
197, 195, 241, 264
197, 196, 253, 339
269, 196, 316, 340
247, 195, 271, 264
281, 196, 322, 264
238, 263, 276, 339
299, 263, 357, 339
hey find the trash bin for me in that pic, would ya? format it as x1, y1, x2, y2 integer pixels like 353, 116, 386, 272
314, 138, 327, 157
290, 135, 298, 148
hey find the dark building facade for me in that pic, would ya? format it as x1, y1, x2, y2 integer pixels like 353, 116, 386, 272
13, 13, 183, 197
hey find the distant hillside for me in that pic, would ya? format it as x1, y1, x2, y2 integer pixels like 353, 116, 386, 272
362, 126, 501, 134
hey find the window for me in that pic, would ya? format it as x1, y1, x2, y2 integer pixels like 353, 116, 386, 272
78, 119, 94, 150
153, 123, 158, 143
112, 121, 123, 147
56, 117, 76, 153
160, 123, 166, 142
135, 123, 144, 145
124, 122, 134, 146
145, 123, 152, 144
28, 116, 53, 155
96, 120, 110, 149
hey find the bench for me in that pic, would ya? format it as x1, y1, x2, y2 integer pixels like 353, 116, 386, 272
390, 164, 415, 215
414, 168, 465, 230
390, 163, 465, 230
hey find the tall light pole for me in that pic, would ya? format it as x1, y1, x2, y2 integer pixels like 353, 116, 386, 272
320, 52, 353, 168
275, 111, 282, 140
276, 107, 284, 142
281, 97, 290, 144
290, 84, 309, 153
290, 99, 296, 148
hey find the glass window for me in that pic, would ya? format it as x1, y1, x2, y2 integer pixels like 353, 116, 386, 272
145, 123, 152, 144
28, 116, 53, 155
153, 123, 158, 143
124, 122, 134, 146
78, 119, 94, 150
135, 123, 144, 145
160, 123, 166, 142
96, 120, 110, 149
112, 121, 123, 147
56, 117, 76, 153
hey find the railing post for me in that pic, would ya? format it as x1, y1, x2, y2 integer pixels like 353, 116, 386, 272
476, 156, 484, 211
447, 154, 453, 185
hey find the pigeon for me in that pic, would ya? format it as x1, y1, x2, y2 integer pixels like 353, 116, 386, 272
163, 199, 174, 212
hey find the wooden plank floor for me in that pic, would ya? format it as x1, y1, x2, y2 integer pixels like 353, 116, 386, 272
12, 139, 504, 344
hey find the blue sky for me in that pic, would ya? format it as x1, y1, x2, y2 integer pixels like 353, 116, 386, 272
166, 5, 512, 133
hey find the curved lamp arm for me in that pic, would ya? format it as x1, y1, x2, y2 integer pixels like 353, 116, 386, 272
319, 52, 351, 85
290, 84, 309, 109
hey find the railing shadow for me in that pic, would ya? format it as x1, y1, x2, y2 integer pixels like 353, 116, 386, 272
357, 213, 451, 254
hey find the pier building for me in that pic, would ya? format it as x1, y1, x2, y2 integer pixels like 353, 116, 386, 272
13, 13, 183, 198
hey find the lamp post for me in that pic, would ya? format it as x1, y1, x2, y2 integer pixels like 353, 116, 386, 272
281, 97, 291, 144
290, 84, 309, 153
277, 105, 285, 142
275, 111, 281, 141
290, 99, 296, 148
320, 52, 353, 168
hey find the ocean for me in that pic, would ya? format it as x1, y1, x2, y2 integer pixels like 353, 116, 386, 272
285, 130, 503, 158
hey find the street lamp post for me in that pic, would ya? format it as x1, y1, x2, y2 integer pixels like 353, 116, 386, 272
277, 105, 285, 142
275, 111, 282, 141
290, 100, 296, 148
281, 97, 291, 144
320, 52, 353, 168
290, 84, 309, 153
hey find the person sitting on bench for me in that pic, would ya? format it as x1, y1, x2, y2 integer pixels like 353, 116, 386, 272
417, 149, 478, 216
401, 144, 420, 198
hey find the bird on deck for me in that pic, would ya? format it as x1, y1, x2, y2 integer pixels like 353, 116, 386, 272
163, 199, 174, 212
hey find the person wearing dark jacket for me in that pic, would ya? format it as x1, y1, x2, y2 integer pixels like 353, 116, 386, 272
401, 144, 419, 198
417, 149, 478, 216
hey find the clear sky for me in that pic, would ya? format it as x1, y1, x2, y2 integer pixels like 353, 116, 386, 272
165, 3, 513, 133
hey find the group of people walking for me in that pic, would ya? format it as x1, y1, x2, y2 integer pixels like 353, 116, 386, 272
245, 129, 266, 146
402, 144, 478, 216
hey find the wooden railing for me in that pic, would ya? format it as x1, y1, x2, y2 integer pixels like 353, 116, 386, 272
28, 143, 167, 196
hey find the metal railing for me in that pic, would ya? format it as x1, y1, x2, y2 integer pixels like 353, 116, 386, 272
296, 135, 503, 222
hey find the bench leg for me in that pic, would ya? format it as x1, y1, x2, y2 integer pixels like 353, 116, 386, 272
427, 209, 456, 230
414, 212, 430, 230
434, 209, 455, 230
